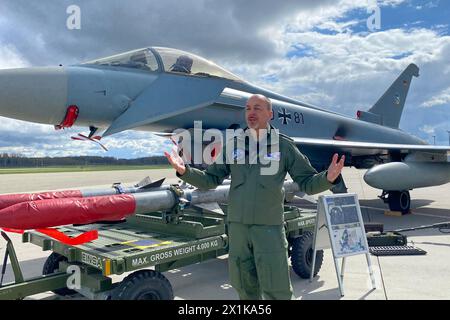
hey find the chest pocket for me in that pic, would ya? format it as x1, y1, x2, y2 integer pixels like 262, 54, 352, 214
258, 152, 285, 188
259, 153, 283, 179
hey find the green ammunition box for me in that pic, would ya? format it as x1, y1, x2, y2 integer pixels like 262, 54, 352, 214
366, 232, 408, 247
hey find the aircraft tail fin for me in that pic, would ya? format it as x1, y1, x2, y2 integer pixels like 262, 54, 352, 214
357, 63, 419, 128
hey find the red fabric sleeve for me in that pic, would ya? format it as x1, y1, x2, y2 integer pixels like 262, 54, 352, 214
0, 194, 136, 230
0, 190, 83, 210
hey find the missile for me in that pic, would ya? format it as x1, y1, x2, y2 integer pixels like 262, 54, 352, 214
0, 194, 137, 230
0, 177, 167, 210
0, 190, 83, 211
364, 162, 450, 191
0, 180, 301, 230
0, 177, 172, 211
0, 177, 232, 211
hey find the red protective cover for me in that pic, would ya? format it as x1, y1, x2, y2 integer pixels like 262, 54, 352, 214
36, 228, 99, 245
0, 194, 136, 230
2, 228, 98, 245
0, 190, 83, 210
2, 228, 24, 234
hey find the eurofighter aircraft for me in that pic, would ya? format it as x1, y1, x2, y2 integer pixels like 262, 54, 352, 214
0, 46, 449, 213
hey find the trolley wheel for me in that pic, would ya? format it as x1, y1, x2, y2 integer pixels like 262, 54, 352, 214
42, 252, 78, 296
291, 231, 323, 279
111, 270, 174, 300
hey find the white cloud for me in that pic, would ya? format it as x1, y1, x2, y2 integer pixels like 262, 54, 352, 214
316, 19, 363, 33
421, 87, 450, 107
0, 44, 30, 69
420, 124, 437, 135
281, 0, 405, 34
295, 91, 335, 107
226, 26, 450, 119
418, 121, 449, 145
0, 114, 172, 158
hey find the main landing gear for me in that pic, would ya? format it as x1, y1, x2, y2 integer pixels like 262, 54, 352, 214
379, 190, 411, 214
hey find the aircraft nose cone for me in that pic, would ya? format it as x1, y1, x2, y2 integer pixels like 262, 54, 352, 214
0, 67, 68, 125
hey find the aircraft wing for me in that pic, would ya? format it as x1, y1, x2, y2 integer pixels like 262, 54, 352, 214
291, 137, 450, 158
103, 75, 226, 137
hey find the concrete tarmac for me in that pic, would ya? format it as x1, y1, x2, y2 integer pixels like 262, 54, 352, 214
0, 167, 449, 300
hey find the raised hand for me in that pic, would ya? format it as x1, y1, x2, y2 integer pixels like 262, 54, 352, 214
327, 153, 345, 183
164, 146, 186, 176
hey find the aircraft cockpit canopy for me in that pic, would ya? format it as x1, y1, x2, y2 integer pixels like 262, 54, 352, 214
153, 47, 241, 81
82, 47, 242, 81
82, 48, 159, 72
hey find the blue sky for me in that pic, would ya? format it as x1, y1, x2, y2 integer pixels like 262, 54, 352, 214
0, 0, 449, 158
331, 0, 449, 35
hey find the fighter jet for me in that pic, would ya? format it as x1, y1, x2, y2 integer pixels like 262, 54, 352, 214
0, 46, 449, 213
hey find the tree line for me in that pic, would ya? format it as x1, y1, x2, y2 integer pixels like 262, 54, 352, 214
0, 153, 168, 167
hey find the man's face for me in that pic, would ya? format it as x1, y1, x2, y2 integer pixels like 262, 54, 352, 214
245, 95, 273, 130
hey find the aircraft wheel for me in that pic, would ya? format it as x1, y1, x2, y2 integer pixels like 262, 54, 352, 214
111, 270, 173, 300
42, 253, 78, 296
388, 190, 410, 214
290, 231, 323, 279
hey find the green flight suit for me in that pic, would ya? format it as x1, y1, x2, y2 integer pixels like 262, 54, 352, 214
177, 127, 336, 300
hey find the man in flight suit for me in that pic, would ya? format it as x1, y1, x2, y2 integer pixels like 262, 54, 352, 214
165, 94, 344, 300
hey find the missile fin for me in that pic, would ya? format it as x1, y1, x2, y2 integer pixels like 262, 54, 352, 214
136, 177, 166, 189
294, 192, 318, 204
193, 202, 224, 215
